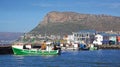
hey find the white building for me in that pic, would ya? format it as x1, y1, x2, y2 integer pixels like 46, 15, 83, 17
73, 30, 96, 44
63, 35, 74, 44
93, 33, 117, 45
93, 33, 109, 45
93, 34, 103, 45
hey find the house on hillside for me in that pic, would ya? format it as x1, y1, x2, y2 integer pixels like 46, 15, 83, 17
72, 30, 96, 44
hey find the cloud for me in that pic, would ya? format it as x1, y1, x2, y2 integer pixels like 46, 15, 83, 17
0, 20, 18, 23
98, 2, 120, 9
32, 3, 53, 7
77, 1, 120, 8
32, 2, 78, 8
109, 3, 120, 8
32, 1, 120, 10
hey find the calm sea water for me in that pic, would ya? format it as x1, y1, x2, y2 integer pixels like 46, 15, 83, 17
0, 49, 120, 67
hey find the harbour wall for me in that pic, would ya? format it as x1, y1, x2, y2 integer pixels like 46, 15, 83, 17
0, 46, 13, 54
97, 45, 120, 49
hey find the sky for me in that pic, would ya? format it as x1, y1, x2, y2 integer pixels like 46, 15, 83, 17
0, 0, 120, 33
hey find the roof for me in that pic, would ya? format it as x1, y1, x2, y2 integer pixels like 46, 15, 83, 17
77, 30, 96, 34
98, 32, 118, 36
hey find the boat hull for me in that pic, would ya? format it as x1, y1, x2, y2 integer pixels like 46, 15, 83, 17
89, 47, 98, 50
12, 47, 59, 55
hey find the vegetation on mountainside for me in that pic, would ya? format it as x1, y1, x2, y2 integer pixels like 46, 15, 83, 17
30, 11, 120, 35
31, 22, 88, 35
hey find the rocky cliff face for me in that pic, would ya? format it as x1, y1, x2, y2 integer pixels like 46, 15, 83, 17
30, 11, 120, 35
41, 11, 83, 24
40, 11, 95, 25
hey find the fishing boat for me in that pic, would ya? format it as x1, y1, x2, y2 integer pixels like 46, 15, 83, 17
89, 44, 98, 50
79, 44, 98, 50
11, 23, 62, 55
12, 42, 61, 55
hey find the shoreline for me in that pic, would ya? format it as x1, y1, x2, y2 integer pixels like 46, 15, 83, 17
0, 45, 120, 54
97, 45, 120, 49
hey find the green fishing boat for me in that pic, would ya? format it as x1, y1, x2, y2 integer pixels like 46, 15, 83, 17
89, 44, 98, 50
12, 42, 61, 55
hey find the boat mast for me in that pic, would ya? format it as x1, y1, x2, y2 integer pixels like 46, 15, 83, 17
45, 14, 50, 41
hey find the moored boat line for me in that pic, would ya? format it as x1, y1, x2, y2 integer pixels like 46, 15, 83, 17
1, 44, 120, 54
60, 43, 98, 51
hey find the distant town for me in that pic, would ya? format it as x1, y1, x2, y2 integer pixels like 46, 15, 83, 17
18, 30, 120, 46
0, 30, 120, 47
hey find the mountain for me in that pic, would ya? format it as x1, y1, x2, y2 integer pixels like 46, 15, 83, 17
30, 11, 120, 35
0, 32, 23, 41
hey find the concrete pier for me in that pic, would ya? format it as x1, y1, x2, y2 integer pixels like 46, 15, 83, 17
97, 45, 120, 49
0, 46, 13, 54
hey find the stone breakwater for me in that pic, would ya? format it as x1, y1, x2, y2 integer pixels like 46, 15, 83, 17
97, 45, 120, 49
0, 46, 13, 54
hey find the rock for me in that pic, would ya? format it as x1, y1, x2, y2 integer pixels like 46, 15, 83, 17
30, 11, 120, 35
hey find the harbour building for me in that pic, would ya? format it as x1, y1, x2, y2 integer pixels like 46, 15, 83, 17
72, 30, 96, 44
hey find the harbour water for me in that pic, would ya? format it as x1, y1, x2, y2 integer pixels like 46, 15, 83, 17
0, 49, 120, 67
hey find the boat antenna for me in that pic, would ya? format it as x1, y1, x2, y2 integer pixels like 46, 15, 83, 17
45, 14, 50, 41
